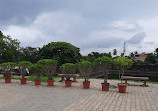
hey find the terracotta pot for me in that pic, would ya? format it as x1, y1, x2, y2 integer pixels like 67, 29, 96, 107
5, 78, 11, 83
21, 78, 27, 84
35, 79, 41, 85
83, 81, 90, 89
117, 83, 128, 93
65, 80, 72, 87
47, 80, 54, 86
101, 83, 109, 91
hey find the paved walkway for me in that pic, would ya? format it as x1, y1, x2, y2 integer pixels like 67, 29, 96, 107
0, 79, 158, 111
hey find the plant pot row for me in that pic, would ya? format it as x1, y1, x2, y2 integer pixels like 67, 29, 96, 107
4, 78, 54, 86
64, 81, 127, 93
4, 78, 128, 93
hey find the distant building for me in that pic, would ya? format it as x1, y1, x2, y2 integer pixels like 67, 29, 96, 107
133, 53, 149, 62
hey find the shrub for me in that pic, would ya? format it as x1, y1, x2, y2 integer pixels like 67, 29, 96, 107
77, 61, 92, 82
114, 57, 133, 83
18, 61, 32, 79
31, 63, 44, 79
60, 63, 76, 81
0, 62, 17, 78
95, 56, 113, 85
37, 59, 58, 80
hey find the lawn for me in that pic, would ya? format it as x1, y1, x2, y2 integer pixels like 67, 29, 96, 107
0, 76, 158, 84
27, 76, 60, 83
0, 76, 60, 83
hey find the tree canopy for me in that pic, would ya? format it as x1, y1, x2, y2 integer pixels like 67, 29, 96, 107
145, 54, 156, 64
77, 61, 92, 82
39, 42, 81, 64
113, 49, 117, 56
19, 46, 40, 63
114, 57, 133, 71
0, 31, 20, 62
84, 52, 112, 62
37, 59, 58, 80
95, 56, 113, 84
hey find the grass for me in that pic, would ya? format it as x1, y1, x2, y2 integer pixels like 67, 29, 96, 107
0, 77, 20, 80
0, 76, 60, 83
27, 76, 60, 83
1, 76, 158, 84
77, 77, 158, 84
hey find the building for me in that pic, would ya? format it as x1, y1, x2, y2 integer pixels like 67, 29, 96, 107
133, 53, 148, 62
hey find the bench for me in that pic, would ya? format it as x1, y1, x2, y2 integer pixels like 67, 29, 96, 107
121, 76, 149, 86
58, 74, 80, 82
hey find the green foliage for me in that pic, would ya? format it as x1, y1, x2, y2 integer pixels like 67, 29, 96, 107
133, 60, 142, 65
129, 52, 134, 58
18, 61, 32, 79
114, 57, 133, 71
0, 62, 17, 77
95, 56, 113, 84
60, 63, 76, 81
39, 42, 81, 64
113, 49, 117, 56
77, 61, 92, 82
85, 52, 112, 62
0, 31, 20, 62
37, 59, 58, 80
31, 63, 44, 79
19, 46, 40, 63
145, 54, 156, 64
114, 57, 133, 83
19, 61, 32, 67
95, 56, 113, 70
155, 48, 158, 56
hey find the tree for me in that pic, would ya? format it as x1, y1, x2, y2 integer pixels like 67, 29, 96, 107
85, 52, 112, 62
95, 56, 113, 85
155, 48, 158, 57
0, 62, 17, 78
31, 63, 44, 79
77, 61, 92, 82
134, 51, 138, 54
129, 52, 134, 58
19, 46, 40, 63
37, 59, 58, 80
18, 61, 32, 79
0, 31, 20, 62
39, 42, 81, 65
113, 49, 117, 56
145, 54, 156, 64
60, 63, 76, 81
120, 53, 124, 57
114, 57, 133, 83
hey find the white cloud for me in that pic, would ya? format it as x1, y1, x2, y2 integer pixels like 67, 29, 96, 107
2, 10, 158, 56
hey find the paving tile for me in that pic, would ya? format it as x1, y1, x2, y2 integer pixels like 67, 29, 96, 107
0, 79, 158, 111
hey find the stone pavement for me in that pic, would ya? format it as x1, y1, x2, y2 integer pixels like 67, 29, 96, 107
0, 79, 158, 111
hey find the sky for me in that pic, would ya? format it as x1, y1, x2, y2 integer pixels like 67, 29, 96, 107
1, 0, 158, 55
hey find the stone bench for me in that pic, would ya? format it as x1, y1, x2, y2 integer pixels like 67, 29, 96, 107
121, 76, 149, 86
58, 74, 80, 82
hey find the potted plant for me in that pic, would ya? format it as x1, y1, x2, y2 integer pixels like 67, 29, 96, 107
0, 62, 17, 83
18, 61, 32, 84
95, 56, 113, 91
37, 59, 58, 86
60, 63, 76, 87
31, 63, 44, 85
114, 57, 133, 93
77, 61, 92, 89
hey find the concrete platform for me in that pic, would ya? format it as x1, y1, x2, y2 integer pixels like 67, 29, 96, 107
0, 79, 158, 111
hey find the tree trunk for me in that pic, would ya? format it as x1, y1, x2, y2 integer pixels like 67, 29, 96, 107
121, 69, 124, 84
103, 70, 108, 85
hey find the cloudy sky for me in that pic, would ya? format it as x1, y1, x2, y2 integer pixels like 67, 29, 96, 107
1, 0, 158, 55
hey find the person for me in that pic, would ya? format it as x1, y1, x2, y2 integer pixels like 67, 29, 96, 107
25, 68, 29, 75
